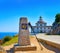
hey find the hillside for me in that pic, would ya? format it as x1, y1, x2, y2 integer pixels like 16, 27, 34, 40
2, 36, 18, 46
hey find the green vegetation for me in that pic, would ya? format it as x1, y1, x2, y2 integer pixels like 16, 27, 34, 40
46, 33, 51, 35
2, 36, 18, 46
3, 36, 12, 43
58, 22, 60, 24
55, 13, 60, 23
2, 35, 34, 46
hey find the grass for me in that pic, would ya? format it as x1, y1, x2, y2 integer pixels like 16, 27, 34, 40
2, 35, 34, 46
2, 36, 18, 46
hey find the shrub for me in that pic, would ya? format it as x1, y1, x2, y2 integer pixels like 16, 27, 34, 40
3, 36, 12, 43
46, 33, 51, 35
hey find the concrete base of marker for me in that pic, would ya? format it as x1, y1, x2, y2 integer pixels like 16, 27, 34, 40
14, 44, 37, 51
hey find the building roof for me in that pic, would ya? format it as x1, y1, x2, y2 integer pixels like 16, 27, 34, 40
36, 16, 46, 24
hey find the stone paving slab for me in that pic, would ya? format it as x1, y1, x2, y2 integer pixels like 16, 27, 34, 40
36, 33, 60, 44
36, 33, 60, 49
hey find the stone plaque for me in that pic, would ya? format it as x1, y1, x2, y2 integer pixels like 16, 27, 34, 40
18, 17, 30, 46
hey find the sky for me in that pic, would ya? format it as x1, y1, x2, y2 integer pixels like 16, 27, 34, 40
0, 0, 60, 32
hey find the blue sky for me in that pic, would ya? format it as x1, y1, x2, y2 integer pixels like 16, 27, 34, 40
0, 0, 60, 32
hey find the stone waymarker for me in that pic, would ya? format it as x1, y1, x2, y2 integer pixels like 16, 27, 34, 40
18, 17, 30, 46
14, 17, 36, 52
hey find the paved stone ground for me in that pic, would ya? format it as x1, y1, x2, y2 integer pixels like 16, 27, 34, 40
40, 41, 60, 53
3, 36, 60, 53
0, 46, 6, 53
36, 33, 60, 44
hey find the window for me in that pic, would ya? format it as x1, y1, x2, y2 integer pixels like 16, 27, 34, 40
40, 24, 42, 26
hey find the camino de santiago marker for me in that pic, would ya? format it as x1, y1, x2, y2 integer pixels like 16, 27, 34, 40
18, 17, 30, 46
14, 17, 36, 52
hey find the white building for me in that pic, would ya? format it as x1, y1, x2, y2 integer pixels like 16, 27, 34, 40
31, 16, 52, 33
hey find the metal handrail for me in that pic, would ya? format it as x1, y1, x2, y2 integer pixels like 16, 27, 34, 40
28, 22, 43, 50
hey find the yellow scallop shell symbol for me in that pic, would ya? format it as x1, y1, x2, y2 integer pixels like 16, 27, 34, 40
22, 25, 26, 28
